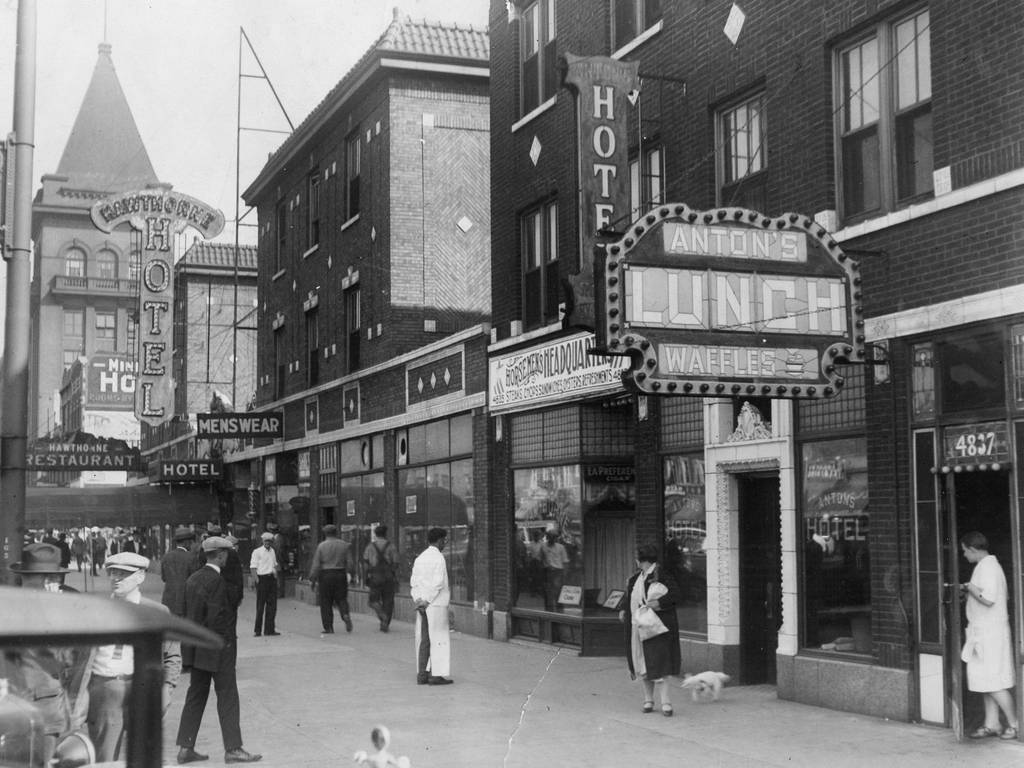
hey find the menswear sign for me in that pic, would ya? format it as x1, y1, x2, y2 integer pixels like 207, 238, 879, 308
196, 411, 284, 439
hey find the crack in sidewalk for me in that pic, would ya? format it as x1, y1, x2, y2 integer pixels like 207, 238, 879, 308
503, 646, 563, 767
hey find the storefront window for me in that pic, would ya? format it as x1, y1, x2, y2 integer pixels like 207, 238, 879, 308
512, 465, 582, 612
938, 331, 1004, 413
582, 465, 635, 616
801, 437, 871, 653
337, 471, 383, 587
663, 454, 707, 634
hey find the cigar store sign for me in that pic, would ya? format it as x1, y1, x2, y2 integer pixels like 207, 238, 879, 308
91, 191, 225, 425
593, 204, 866, 398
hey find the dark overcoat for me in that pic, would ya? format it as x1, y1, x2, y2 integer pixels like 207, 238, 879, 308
624, 565, 682, 680
160, 546, 201, 616
181, 565, 235, 672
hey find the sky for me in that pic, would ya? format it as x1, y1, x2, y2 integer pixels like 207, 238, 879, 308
0, 0, 492, 248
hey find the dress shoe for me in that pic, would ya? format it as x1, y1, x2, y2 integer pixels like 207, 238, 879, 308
427, 676, 453, 685
416, 674, 429, 685
265, 631, 280, 636
224, 747, 262, 763
176, 746, 209, 764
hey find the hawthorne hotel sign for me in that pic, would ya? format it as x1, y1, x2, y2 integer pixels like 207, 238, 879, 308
91, 190, 225, 425
593, 203, 866, 399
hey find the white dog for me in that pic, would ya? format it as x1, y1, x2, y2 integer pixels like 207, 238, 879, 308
680, 671, 731, 702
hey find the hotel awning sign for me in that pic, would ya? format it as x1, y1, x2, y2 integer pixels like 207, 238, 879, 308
594, 204, 866, 398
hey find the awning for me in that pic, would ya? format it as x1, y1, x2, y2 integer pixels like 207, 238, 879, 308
25, 485, 219, 529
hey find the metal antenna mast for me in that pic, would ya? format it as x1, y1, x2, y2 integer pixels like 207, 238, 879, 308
233, 27, 293, 408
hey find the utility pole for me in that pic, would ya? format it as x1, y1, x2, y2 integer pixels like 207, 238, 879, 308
0, 0, 37, 581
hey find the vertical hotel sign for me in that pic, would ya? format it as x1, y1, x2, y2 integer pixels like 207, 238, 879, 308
91, 191, 225, 425
562, 54, 639, 326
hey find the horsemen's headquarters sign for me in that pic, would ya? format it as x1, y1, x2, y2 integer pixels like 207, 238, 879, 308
90, 190, 225, 426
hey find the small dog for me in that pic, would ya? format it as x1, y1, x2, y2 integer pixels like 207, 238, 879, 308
680, 671, 731, 702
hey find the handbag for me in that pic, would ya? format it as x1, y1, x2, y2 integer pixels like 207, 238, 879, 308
632, 603, 669, 641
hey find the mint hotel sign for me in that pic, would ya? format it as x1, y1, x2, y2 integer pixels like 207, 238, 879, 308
594, 204, 866, 398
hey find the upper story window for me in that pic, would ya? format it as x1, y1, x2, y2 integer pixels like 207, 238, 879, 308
274, 327, 286, 399
613, 0, 662, 51
629, 145, 663, 221
345, 133, 361, 220
836, 8, 932, 222
65, 248, 85, 278
521, 0, 557, 115
308, 170, 321, 249
95, 311, 116, 352
718, 92, 767, 212
521, 200, 559, 330
344, 286, 361, 373
95, 249, 117, 280
306, 309, 319, 387
63, 309, 84, 340
275, 201, 288, 273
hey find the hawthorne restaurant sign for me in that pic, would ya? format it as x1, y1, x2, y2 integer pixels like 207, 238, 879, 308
91, 190, 225, 426
593, 203, 866, 398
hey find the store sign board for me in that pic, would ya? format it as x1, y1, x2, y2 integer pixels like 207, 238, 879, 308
86, 354, 137, 410
594, 204, 866, 398
196, 411, 284, 438
488, 332, 628, 413
90, 190, 224, 427
26, 439, 141, 471
942, 422, 1009, 467
153, 459, 222, 483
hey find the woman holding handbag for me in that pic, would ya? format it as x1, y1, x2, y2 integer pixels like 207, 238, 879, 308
621, 543, 681, 716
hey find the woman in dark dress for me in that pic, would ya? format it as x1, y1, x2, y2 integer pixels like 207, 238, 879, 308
623, 543, 682, 716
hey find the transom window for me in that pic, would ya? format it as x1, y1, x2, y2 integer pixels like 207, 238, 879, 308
521, 200, 559, 330
718, 93, 766, 212
837, 8, 932, 222
613, 0, 662, 51
520, 0, 557, 115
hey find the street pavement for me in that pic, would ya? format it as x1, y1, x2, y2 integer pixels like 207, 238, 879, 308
64, 567, 1024, 767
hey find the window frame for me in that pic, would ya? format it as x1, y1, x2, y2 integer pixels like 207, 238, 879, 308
308, 169, 321, 249
275, 201, 288, 273
273, 327, 286, 399
306, 308, 319, 387
612, 0, 662, 52
95, 310, 116, 353
520, 199, 559, 330
344, 285, 361, 373
717, 92, 768, 211
64, 248, 85, 278
628, 144, 664, 221
95, 249, 118, 280
519, 0, 557, 116
345, 132, 361, 221
834, 7, 932, 224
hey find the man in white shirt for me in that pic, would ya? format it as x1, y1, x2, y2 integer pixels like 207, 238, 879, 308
250, 532, 280, 637
87, 551, 181, 762
410, 527, 452, 685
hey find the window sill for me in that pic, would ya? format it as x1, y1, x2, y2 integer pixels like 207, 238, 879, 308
511, 96, 557, 134
302, 243, 319, 260
798, 648, 874, 664
340, 214, 360, 232
611, 19, 664, 60
272, 269, 286, 282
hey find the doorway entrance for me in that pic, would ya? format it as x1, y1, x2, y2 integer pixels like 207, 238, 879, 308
943, 469, 1015, 738
738, 474, 782, 684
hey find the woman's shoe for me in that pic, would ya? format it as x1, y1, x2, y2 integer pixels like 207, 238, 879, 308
1001, 727, 1018, 740
661, 705, 674, 717
968, 726, 1000, 739
641, 701, 654, 713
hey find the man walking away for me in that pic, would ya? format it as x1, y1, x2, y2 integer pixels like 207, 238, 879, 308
162, 526, 201, 617
250, 533, 280, 636
90, 528, 107, 576
175, 536, 261, 764
410, 527, 453, 686
363, 525, 399, 632
70, 530, 86, 572
309, 524, 354, 634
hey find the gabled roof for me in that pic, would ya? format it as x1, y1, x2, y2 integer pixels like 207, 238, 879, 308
54, 43, 159, 193
243, 12, 488, 202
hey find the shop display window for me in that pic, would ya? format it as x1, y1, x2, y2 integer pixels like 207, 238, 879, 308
337, 471, 384, 587
663, 454, 707, 634
801, 437, 872, 653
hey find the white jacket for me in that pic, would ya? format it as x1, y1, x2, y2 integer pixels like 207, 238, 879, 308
410, 545, 449, 607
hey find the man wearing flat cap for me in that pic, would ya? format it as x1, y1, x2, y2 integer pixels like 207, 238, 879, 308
176, 536, 262, 764
162, 526, 201, 617
86, 552, 182, 763
250, 533, 280, 637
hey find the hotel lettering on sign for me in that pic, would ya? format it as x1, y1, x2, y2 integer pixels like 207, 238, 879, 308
594, 203, 866, 398
90, 191, 225, 425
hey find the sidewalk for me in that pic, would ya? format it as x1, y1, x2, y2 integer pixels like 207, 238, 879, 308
66, 568, 1024, 767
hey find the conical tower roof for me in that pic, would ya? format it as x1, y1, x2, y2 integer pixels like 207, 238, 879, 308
55, 42, 159, 192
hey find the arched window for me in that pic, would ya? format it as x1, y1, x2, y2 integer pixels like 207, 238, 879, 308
64, 247, 85, 277
95, 249, 118, 279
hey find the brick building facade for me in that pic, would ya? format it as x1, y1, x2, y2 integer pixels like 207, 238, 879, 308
229, 14, 492, 631
487, 0, 1024, 730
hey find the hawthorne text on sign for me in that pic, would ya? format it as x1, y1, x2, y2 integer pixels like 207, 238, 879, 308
90, 191, 225, 426
196, 411, 284, 439
594, 203, 866, 398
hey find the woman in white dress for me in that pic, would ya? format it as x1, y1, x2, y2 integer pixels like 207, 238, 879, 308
960, 531, 1017, 740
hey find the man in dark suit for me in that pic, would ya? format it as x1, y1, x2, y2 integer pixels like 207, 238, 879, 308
175, 536, 261, 764
161, 526, 201, 617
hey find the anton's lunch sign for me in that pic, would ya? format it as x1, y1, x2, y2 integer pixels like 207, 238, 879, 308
593, 203, 866, 399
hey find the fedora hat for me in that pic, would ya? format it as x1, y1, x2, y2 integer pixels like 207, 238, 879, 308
9, 542, 71, 574
173, 525, 196, 542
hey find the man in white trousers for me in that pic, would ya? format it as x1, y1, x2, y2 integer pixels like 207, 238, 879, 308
410, 527, 453, 685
